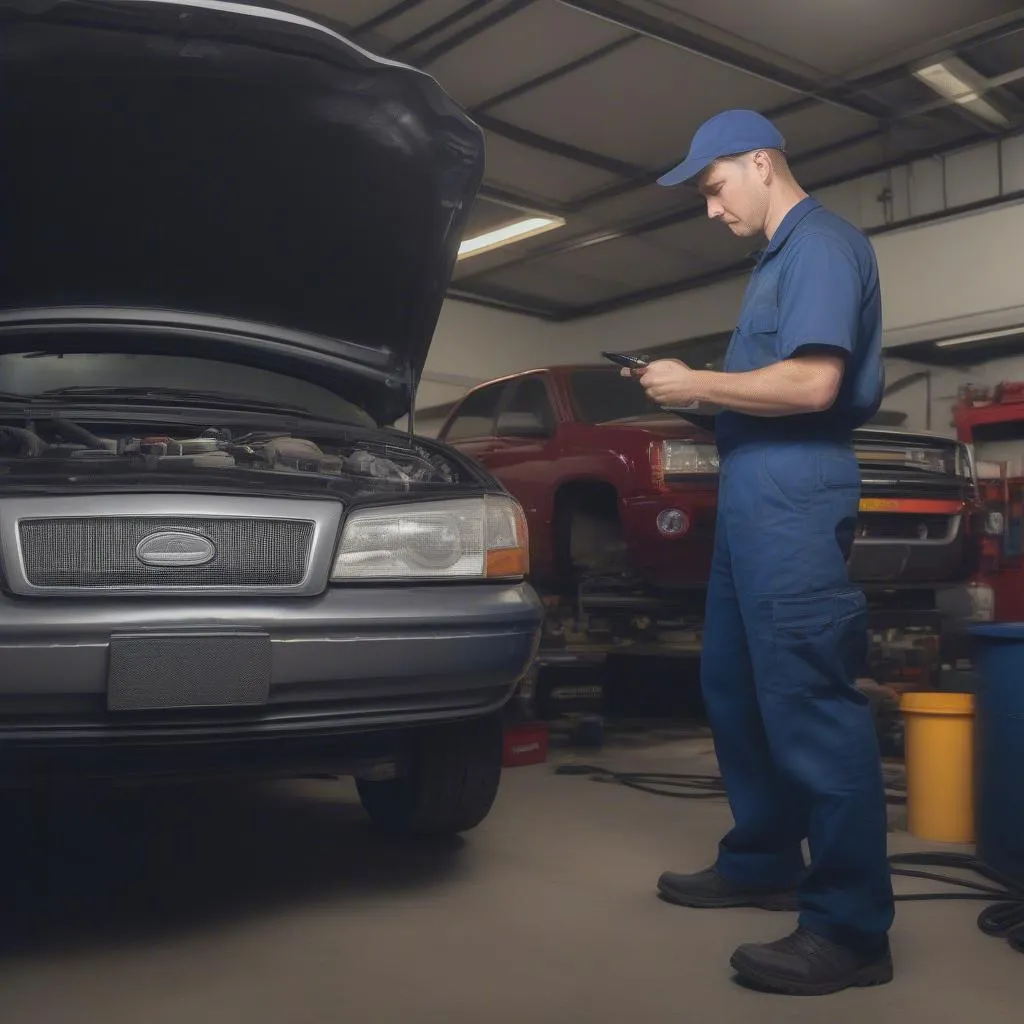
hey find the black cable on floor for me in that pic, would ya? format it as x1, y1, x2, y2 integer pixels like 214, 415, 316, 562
554, 764, 1024, 954
889, 852, 1024, 954
554, 764, 908, 803
553, 764, 727, 799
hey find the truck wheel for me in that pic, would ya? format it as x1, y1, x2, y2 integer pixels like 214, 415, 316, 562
356, 713, 504, 837
569, 509, 628, 574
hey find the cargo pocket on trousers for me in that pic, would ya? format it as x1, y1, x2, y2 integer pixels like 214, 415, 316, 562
759, 447, 818, 515
763, 589, 869, 702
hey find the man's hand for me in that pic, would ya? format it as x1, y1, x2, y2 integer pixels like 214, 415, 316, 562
620, 351, 845, 417
621, 359, 701, 406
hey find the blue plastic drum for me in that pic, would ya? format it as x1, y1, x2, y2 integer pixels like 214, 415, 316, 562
970, 624, 1024, 885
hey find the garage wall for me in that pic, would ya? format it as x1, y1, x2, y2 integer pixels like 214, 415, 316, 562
410, 296, 595, 434
416, 300, 555, 412
882, 359, 970, 437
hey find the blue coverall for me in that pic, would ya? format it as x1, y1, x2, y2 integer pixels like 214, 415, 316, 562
703, 196, 895, 953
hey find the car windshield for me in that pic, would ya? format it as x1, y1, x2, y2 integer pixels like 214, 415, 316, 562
0, 352, 376, 427
569, 368, 664, 424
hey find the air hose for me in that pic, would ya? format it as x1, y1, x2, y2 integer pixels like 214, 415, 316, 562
554, 763, 1024, 954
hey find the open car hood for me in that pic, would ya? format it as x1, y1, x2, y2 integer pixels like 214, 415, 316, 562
0, 0, 485, 424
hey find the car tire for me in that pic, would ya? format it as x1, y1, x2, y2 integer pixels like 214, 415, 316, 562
570, 509, 628, 575
356, 713, 504, 837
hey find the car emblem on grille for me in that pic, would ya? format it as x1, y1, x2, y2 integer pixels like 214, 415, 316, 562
135, 531, 216, 567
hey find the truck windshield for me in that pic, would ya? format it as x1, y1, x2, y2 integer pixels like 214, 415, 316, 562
569, 369, 663, 423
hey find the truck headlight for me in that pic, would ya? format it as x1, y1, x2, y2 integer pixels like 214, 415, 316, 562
661, 440, 720, 476
331, 495, 528, 581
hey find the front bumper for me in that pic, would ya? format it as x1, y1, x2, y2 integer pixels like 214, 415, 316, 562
0, 583, 543, 757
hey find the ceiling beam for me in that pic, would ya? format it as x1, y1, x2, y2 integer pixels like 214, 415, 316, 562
415, 0, 536, 67
458, 14, 1024, 214
838, 12, 1024, 83
474, 111, 645, 178
355, 3, 1021, 224
447, 285, 566, 319
352, 0, 427, 35
476, 184, 571, 217
387, 0, 508, 59
555, 0, 891, 120
471, 35, 638, 112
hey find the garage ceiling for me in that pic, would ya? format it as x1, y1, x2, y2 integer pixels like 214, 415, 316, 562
280, 0, 1024, 320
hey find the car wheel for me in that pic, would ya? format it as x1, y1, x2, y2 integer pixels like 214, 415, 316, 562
570, 509, 628, 575
356, 713, 504, 837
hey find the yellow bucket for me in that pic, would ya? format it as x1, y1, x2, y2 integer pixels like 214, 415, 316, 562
900, 691, 976, 844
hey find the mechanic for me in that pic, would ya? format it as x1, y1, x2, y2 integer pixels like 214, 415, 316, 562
626, 109, 894, 997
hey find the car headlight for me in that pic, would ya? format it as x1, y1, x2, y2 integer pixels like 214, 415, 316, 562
660, 440, 720, 476
330, 495, 528, 581
905, 448, 957, 474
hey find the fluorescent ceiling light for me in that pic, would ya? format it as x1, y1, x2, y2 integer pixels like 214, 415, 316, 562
913, 56, 1010, 127
458, 215, 565, 260
935, 326, 1024, 348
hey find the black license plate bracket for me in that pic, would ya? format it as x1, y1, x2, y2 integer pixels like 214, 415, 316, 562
107, 632, 272, 711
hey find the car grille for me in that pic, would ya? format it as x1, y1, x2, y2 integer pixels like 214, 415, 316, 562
18, 517, 315, 590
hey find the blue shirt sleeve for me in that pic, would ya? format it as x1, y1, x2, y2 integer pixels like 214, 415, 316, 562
777, 231, 862, 361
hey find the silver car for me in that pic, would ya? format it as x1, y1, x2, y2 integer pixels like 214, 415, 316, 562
0, 0, 543, 836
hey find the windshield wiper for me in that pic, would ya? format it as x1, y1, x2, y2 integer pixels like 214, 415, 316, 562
33, 386, 312, 416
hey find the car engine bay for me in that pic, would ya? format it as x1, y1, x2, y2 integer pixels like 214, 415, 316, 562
0, 416, 463, 491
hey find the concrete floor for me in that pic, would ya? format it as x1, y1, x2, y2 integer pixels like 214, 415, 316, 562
0, 727, 1020, 1024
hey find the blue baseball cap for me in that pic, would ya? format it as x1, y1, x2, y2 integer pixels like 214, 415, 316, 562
657, 109, 786, 188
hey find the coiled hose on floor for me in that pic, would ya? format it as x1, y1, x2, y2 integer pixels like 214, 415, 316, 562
554, 763, 1024, 954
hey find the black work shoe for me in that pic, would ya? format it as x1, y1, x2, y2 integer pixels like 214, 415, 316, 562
657, 867, 800, 911
730, 926, 894, 996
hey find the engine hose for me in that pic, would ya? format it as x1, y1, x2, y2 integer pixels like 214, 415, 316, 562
52, 417, 108, 450
0, 425, 48, 457
554, 764, 1024, 954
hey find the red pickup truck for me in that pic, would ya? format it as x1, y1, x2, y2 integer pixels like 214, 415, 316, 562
438, 363, 988, 683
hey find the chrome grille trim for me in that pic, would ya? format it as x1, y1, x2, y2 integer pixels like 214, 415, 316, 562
0, 495, 342, 597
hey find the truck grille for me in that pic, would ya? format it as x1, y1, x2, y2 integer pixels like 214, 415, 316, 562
18, 517, 315, 590
856, 513, 957, 542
